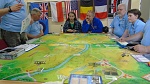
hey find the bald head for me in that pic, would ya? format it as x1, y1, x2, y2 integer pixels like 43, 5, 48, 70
118, 4, 126, 11
117, 4, 126, 18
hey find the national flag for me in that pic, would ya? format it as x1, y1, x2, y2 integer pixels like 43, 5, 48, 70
39, 3, 48, 20
94, 0, 108, 19
50, 2, 64, 22
30, 2, 49, 35
109, 0, 117, 13
80, 0, 93, 20
112, 0, 117, 13
64, 0, 78, 19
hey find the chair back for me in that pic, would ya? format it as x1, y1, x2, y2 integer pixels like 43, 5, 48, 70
0, 39, 8, 50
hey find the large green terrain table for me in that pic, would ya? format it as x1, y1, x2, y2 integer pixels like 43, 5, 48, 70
0, 34, 149, 84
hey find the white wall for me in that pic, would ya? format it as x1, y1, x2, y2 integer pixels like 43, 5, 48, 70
131, 0, 140, 9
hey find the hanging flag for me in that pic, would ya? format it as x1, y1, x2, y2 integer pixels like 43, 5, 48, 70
64, 0, 78, 19
94, 0, 108, 19
30, 2, 49, 35
50, 2, 64, 22
80, 0, 93, 20
112, 0, 117, 13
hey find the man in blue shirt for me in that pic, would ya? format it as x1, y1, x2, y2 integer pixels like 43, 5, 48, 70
119, 9, 145, 41
110, 4, 129, 37
0, 0, 27, 47
122, 19, 150, 53
26, 8, 44, 39
82, 10, 103, 33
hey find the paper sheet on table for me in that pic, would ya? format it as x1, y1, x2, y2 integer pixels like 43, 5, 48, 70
118, 41, 128, 46
131, 54, 150, 62
20, 13, 31, 34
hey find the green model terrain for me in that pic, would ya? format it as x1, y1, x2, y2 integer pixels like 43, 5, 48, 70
0, 34, 149, 84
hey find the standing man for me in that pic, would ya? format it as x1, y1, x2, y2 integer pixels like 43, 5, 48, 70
0, 0, 28, 47
82, 10, 103, 33
26, 8, 44, 39
110, 4, 129, 37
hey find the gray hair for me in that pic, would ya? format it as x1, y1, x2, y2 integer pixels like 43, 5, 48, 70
118, 4, 126, 10
87, 10, 95, 16
31, 8, 41, 14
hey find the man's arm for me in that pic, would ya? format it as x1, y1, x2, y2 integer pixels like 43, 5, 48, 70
0, 8, 9, 17
91, 19, 103, 33
134, 45, 150, 53
27, 31, 43, 39
125, 32, 143, 42
119, 29, 129, 41
82, 20, 90, 33
0, 4, 23, 17
28, 24, 44, 39
121, 29, 129, 38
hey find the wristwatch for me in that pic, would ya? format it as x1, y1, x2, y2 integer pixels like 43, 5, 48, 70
8, 6, 12, 12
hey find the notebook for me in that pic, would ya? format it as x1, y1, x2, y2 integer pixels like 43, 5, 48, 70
15, 44, 39, 52
69, 74, 103, 84
131, 54, 150, 62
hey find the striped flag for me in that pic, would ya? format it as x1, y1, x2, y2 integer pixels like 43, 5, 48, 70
39, 3, 48, 20
64, 0, 78, 19
112, 0, 117, 13
94, 0, 108, 19
50, 2, 64, 22
80, 0, 93, 20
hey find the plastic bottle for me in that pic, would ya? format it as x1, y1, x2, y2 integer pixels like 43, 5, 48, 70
60, 25, 63, 34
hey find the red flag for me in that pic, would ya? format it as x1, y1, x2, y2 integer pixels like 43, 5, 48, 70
113, 0, 117, 13
94, 0, 108, 19
50, 2, 64, 22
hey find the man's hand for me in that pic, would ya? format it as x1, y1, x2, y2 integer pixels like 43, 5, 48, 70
86, 18, 90, 24
134, 45, 147, 53
119, 37, 126, 42
30, 19, 34, 25
10, 4, 24, 12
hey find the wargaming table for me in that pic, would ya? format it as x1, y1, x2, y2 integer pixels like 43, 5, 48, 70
0, 33, 150, 84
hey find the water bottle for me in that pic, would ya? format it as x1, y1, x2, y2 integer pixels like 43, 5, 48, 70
60, 25, 63, 34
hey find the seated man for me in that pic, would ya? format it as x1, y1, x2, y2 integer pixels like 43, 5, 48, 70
26, 8, 44, 39
82, 10, 103, 33
122, 19, 150, 53
110, 4, 129, 37
119, 9, 145, 41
